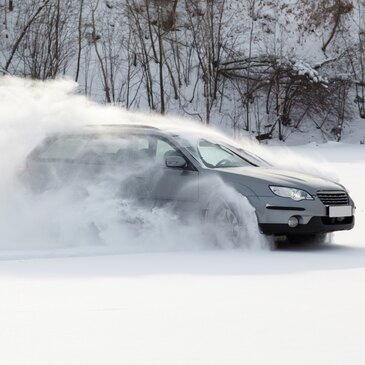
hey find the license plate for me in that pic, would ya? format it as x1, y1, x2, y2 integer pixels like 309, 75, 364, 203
328, 206, 352, 218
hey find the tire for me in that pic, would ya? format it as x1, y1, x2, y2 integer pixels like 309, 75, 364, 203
285, 233, 328, 245
204, 197, 244, 248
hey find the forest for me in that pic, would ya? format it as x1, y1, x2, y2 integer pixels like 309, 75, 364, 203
1, 0, 365, 141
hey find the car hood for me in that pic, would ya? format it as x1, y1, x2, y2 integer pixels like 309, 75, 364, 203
214, 166, 344, 196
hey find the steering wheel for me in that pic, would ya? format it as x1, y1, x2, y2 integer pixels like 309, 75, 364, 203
216, 159, 232, 167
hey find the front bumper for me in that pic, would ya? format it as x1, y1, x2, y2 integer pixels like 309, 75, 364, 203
259, 216, 354, 235
250, 195, 355, 236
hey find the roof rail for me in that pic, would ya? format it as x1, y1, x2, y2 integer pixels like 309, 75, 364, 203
86, 124, 159, 130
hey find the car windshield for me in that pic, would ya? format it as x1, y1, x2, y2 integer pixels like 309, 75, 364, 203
233, 148, 270, 167
196, 139, 252, 168
174, 135, 267, 168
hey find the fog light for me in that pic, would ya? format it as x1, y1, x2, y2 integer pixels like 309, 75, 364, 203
288, 216, 299, 228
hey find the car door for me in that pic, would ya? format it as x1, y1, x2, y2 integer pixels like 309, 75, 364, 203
25, 135, 90, 191
133, 135, 199, 210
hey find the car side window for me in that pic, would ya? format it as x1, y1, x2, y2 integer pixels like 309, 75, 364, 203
137, 138, 149, 151
81, 136, 133, 164
156, 139, 180, 165
134, 136, 155, 163
38, 135, 137, 165
38, 137, 87, 160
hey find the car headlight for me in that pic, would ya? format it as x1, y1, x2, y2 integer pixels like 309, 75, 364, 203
269, 186, 314, 201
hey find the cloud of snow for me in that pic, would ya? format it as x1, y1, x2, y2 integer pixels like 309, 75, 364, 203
0, 76, 268, 256
233, 137, 339, 183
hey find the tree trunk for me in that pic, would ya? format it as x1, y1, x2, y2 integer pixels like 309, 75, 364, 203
75, 0, 84, 82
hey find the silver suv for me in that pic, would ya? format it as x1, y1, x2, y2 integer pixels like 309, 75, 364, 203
21, 124, 355, 242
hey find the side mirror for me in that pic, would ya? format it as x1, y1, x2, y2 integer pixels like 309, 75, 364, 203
165, 155, 187, 168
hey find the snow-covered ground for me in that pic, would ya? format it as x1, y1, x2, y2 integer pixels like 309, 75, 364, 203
0, 267, 364, 365
0, 250, 364, 365
0, 78, 364, 365
0, 143, 364, 365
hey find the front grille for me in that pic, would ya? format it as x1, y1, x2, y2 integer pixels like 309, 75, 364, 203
317, 190, 349, 206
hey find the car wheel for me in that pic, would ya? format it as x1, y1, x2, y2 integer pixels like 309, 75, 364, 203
286, 233, 328, 245
204, 197, 244, 248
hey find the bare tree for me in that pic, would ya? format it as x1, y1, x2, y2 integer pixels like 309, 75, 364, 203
4, 0, 51, 73
75, 0, 85, 82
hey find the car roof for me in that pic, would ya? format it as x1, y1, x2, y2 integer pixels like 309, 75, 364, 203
50, 124, 234, 146
66, 124, 200, 139
83, 123, 211, 137
46, 124, 164, 138
87, 123, 159, 129
84, 124, 161, 132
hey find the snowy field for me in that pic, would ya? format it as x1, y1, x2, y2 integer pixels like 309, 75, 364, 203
0, 78, 364, 365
